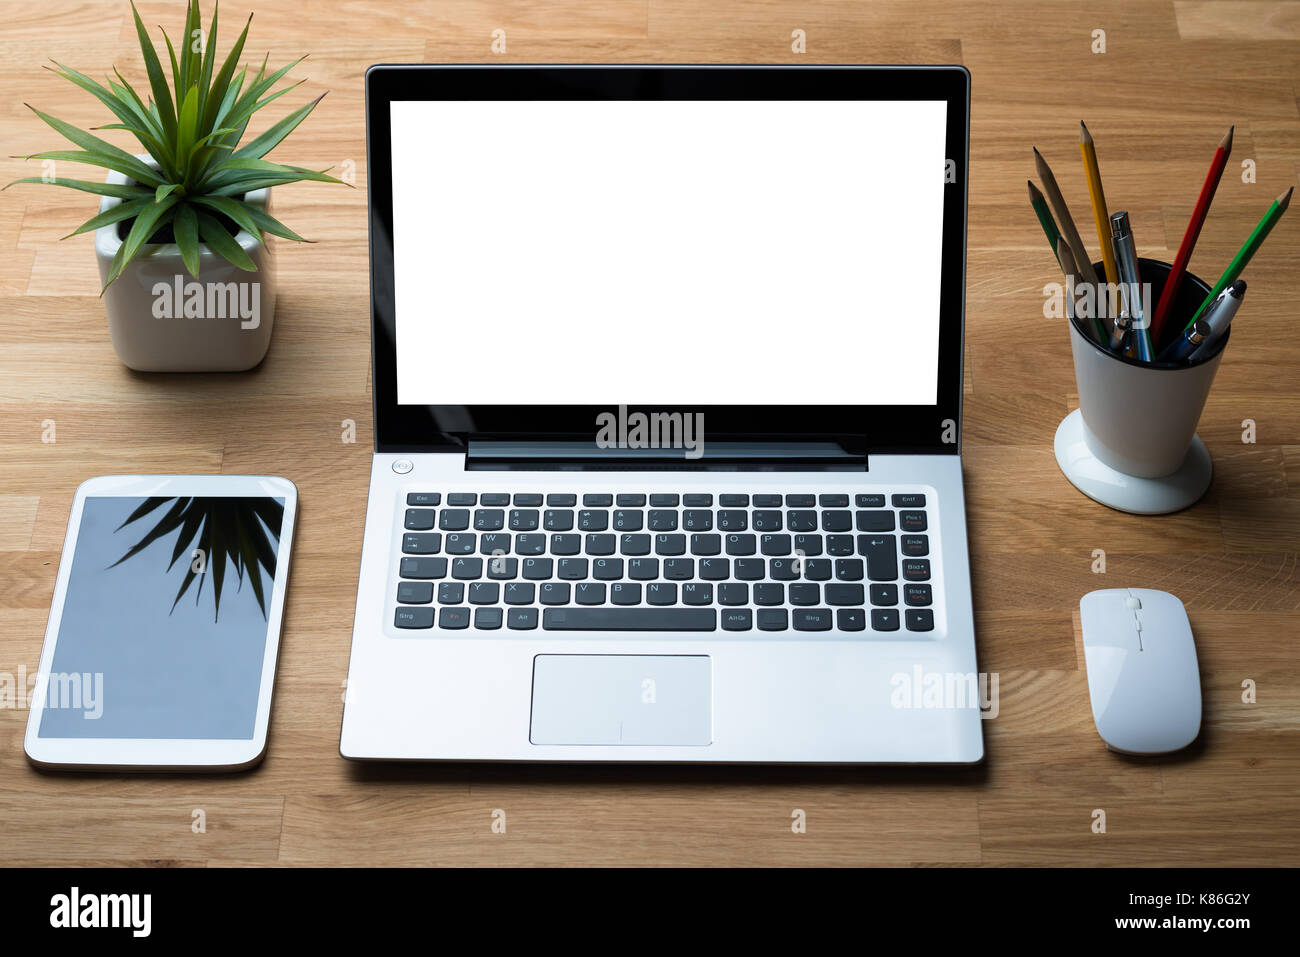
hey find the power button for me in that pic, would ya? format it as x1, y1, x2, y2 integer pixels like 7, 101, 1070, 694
392, 459, 413, 474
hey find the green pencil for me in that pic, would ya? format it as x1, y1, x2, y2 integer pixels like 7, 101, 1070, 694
1029, 179, 1061, 265
1185, 186, 1293, 331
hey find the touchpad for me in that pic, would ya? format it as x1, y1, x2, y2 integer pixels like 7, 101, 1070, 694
530, 655, 712, 746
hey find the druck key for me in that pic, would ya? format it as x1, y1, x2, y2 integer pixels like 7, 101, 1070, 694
542, 608, 716, 631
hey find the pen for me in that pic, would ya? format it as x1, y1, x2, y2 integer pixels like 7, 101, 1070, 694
1191, 279, 1246, 356
1154, 319, 1212, 363
1110, 211, 1153, 361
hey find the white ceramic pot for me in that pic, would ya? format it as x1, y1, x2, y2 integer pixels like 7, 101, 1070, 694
94, 158, 276, 372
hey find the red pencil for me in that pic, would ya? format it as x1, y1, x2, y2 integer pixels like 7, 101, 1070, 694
1150, 125, 1234, 347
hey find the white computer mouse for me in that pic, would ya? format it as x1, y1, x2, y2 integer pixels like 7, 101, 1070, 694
1079, 588, 1202, 755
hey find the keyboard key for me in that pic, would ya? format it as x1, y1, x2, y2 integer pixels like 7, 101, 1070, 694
699, 557, 729, 580
900, 510, 928, 532
397, 581, 434, 604
587, 533, 617, 556
542, 608, 716, 631
395, 607, 434, 629
663, 558, 694, 580
646, 583, 677, 606
753, 494, 782, 508
757, 608, 788, 631
690, 533, 721, 556
546, 493, 577, 507
575, 582, 605, 605
802, 559, 832, 581
578, 510, 609, 531
655, 534, 686, 556
610, 582, 641, 605
856, 494, 885, 508
481, 492, 511, 506
513, 493, 543, 506
650, 493, 679, 507
717, 510, 747, 531
404, 508, 436, 530
620, 534, 651, 556
549, 533, 580, 555
447, 493, 477, 506
903, 559, 931, 581
834, 558, 865, 581
901, 535, 929, 556
785, 494, 815, 507
437, 582, 464, 604
752, 510, 783, 531
515, 533, 546, 555
788, 583, 819, 606
753, 583, 785, 605
725, 533, 756, 556
761, 534, 792, 556
539, 582, 570, 605
439, 509, 470, 531
856, 510, 895, 532
859, 536, 898, 581
906, 609, 935, 632
612, 510, 644, 531
871, 583, 899, 606
721, 609, 753, 631
683, 493, 713, 507
616, 493, 646, 507
793, 534, 822, 557
582, 493, 613, 507
827, 535, 854, 556
593, 558, 624, 580
793, 608, 833, 631
681, 583, 713, 605
543, 510, 574, 531
682, 510, 713, 531
904, 584, 933, 606
487, 556, 518, 579
478, 532, 510, 555
444, 533, 475, 555
628, 557, 659, 580
820, 510, 852, 532
818, 494, 849, 508
400, 557, 447, 579
871, 608, 900, 631
837, 608, 866, 631
825, 584, 864, 606
475, 607, 503, 629
893, 493, 926, 508
469, 582, 499, 604
734, 558, 764, 580
507, 608, 538, 630
787, 510, 817, 532
648, 510, 678, 531
717, 583, 749, 606
504, 582, 535, 605
474, 509, 505, 531
557, 558, 588, 580
522, 558, 554, 580
407, 492, 441, 506
403, 533, 441, 554
509, 509, 540, 531
451, 557, 483, 579
719, 494, 749, 507
769, 558, 799, 580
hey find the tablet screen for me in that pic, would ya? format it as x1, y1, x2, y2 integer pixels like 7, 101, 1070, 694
38, 495, 285, 741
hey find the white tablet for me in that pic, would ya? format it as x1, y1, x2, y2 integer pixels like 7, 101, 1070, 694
24, 475, 297, 770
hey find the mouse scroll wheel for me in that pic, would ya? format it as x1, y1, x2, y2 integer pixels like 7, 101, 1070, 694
1125, 596, 1142, 610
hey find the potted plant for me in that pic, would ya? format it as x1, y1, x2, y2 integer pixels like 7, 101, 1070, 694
6, 1, 342, 371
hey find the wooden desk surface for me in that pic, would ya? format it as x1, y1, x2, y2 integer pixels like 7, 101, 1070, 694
2, 0, 1297, 867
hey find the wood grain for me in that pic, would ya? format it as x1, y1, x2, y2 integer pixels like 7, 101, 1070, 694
1, 0, 1297, 866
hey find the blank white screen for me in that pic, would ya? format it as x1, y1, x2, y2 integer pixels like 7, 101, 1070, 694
391, 99, 947, 405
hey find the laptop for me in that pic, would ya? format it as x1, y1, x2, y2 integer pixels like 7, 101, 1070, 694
341, 65, 983, 763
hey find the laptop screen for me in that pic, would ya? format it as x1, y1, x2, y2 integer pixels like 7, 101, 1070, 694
389, 99, 948, 409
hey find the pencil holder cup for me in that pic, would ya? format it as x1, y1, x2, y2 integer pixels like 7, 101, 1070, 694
1055, 258, 1229, 515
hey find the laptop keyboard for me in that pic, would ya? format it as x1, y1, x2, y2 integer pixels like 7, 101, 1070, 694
391, 491, 938, 636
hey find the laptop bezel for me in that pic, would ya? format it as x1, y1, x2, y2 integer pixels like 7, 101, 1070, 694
365, 64, 969, 457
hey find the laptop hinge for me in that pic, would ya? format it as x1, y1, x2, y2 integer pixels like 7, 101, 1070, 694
465, 440, 867, 471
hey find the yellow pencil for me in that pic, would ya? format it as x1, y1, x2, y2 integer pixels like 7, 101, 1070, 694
1079, 121, 1118, 288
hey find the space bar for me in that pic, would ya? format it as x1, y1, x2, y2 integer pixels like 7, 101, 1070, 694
542, 608, 717, 631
